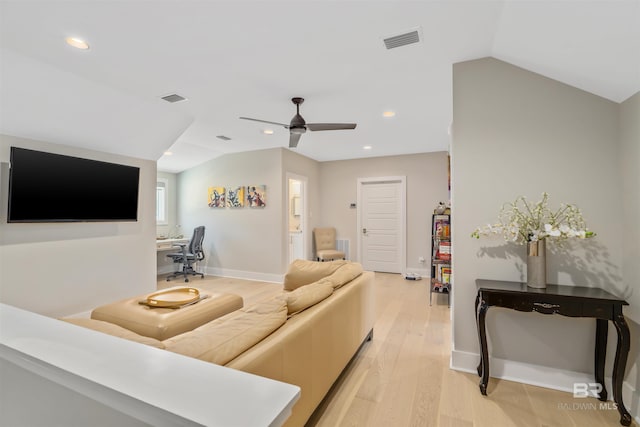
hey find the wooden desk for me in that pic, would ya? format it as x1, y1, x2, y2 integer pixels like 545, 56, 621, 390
475, 279, 631, 426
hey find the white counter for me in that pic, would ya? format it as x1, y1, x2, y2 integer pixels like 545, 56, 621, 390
156, 237, 190, 251
0, 303, 300, 427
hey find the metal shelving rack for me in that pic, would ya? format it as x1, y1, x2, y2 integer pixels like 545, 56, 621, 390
430, 212, 451, 307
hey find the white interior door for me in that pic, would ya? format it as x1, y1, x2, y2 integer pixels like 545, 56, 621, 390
358, 177, 406, 273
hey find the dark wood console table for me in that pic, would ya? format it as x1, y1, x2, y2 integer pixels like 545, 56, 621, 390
475, 279, 631, 426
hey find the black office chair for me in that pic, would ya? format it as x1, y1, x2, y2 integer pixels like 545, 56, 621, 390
166, 226, 205, 282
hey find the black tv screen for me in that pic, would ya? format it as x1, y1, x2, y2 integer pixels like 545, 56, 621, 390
8, 147, 140, 223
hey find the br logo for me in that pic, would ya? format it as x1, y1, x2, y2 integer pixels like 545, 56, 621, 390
573, 382, 603, 398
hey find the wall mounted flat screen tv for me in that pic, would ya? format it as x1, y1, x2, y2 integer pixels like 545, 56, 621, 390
8, 147, 140, 223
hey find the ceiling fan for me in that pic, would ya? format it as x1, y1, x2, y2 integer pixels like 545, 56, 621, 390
240, 97, 357, 148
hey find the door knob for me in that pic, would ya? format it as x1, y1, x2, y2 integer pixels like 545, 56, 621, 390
362, 228, 367, 234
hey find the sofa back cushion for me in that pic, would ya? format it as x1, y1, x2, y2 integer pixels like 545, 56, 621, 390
283, 259, 347, 291
324, 262, 364, 290
60, 317, 166, 349
285, 281, 334, 316
163, 298, 287, 366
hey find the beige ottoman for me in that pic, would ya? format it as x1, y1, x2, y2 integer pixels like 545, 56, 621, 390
91, 289, 243, 340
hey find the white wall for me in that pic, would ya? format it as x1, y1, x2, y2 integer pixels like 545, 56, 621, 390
156, 171, 180, 274
451, 57, 636, 408
1, 358, 150, 427
0, 134, 157, 317
176, 148, 284, 281
156, 171, 179, 238
318, 152, 450, 275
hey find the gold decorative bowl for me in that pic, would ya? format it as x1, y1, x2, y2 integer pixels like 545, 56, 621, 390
146, 287, 200, 308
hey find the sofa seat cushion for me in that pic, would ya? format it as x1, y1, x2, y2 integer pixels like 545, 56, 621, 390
163, 298, 287, 366
60, 317, 166, 349
283, 259, 347, 291
285, 281, 334, 316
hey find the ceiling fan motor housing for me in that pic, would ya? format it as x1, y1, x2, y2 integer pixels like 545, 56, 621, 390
290, 112, 306, 128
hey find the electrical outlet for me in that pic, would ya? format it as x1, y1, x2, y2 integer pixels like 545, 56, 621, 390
419, 256, 425, 263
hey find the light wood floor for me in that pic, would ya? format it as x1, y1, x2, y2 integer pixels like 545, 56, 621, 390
157, 273, 628, 427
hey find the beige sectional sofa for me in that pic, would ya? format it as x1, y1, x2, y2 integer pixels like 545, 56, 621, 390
62, 261, 375, 427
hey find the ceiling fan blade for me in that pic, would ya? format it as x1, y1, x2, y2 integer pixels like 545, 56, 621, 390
239, 117, 289, 128
289, 132, 302, 148
306, 123, 357, 131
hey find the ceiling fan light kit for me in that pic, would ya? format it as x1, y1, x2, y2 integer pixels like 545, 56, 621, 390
240, 97, 357, 148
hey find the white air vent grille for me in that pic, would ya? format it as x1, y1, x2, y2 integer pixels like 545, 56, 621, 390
161, 93, 187, 103
336, 239, 350, 260
383, 30, 420, 49
216, 135, 231, 141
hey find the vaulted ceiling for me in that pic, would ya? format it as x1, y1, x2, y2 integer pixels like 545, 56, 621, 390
1, 1, 638, 172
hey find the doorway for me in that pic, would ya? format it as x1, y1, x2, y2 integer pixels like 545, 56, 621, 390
357, 176, 406, 273
287, 173, 307, 264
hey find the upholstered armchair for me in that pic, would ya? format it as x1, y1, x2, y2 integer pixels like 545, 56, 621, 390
313, 227, 345, 261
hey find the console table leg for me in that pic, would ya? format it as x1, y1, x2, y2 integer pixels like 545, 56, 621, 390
594, 319, 608, 401
475, 293, 482, 377
476, 297, 489, 395
612, 313, 631, 426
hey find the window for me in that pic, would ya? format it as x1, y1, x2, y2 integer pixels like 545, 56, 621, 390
156, 179, 168, 224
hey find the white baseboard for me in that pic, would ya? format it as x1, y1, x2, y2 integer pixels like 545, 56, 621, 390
451, 349, 592, 392
451, 349, 640, 424
204, 267, 283, 284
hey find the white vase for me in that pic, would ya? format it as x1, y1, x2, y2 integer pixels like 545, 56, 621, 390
526, 239, 547, 289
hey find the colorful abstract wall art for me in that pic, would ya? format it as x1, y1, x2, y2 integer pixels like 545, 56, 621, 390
207, 186, 226, 208
226, 186, 245, 207
247, 185, 266, 207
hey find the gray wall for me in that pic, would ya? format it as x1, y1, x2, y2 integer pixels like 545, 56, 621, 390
176, 148, 284, 280
0, 134, 157, 317
619, 92, 640, 415
282, 148, 321, 265
175, 149, 449, 278
319, 152, 450, 275
451, 58, 637, 412
620, 92, 640, 324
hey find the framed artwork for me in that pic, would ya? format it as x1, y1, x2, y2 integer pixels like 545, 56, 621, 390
246, 185, 266, 207
226, 186, 245, 207
207, 186, 226, 208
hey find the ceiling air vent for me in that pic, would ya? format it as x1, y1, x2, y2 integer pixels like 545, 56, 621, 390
383, 28, 421, 50
161, 93, 187, 103
216, 135, 232, 141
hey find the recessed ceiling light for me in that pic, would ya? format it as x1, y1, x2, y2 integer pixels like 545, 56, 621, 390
263, 129, 274, 135
382, 111, 396, 118
65, 37, 89, 50
363, 145, 372, 150
163, 151, 173, 156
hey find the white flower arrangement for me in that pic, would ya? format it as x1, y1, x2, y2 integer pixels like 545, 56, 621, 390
471, 192, 595, 245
